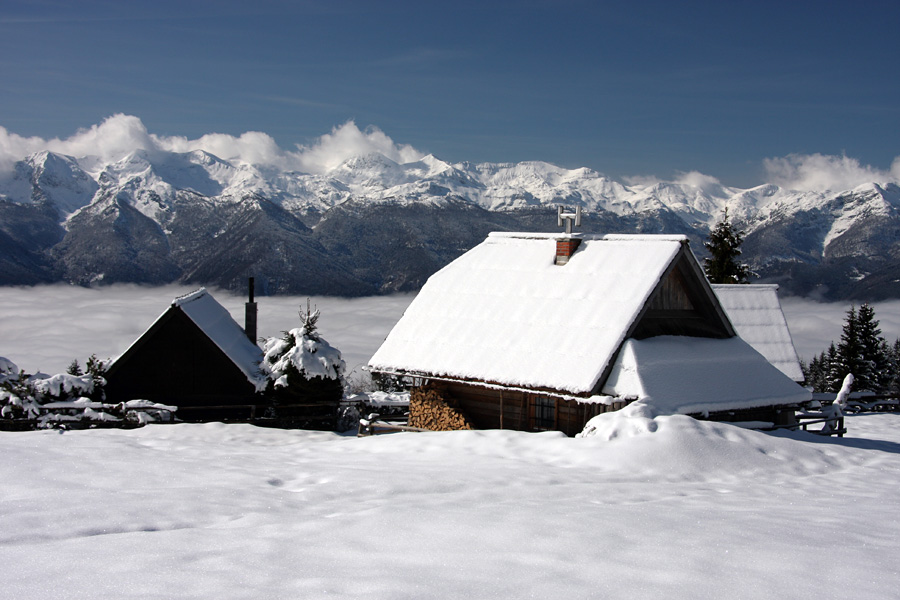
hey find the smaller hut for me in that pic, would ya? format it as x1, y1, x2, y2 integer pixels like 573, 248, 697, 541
104, 288, 267, 421
712, 284, 804, 382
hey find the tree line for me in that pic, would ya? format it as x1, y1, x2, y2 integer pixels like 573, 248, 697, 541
803, 304, 900, 394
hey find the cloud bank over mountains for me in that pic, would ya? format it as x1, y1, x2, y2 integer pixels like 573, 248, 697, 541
0, 114, 898, 192
0, 114, 425, 177
763, 153, 900, 193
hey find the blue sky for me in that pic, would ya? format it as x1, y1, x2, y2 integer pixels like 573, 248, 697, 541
2, 0, 898, 186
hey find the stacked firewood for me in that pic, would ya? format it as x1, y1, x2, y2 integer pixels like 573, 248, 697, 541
409, 386, 473, 431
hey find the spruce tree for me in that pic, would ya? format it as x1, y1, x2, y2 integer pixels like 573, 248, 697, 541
856, 303, 890, 392
805, 352, 829, 393
703, 208, 753, 284
825, 342, 842, 393
835, 306, 864, 390
260, 300, 345, 428
890, 339, 900, 394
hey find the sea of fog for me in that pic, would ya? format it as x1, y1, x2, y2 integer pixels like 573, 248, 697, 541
2, 284, 900, 376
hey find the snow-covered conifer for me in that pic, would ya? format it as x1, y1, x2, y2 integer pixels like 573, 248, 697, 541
703, 209, 753, 284
260, 300, 346, 427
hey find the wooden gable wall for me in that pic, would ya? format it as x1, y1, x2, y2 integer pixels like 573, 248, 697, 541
630, 247, 734, 340
104, 308, 263, 421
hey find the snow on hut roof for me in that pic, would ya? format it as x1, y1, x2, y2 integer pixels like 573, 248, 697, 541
711, 284, 804, 382
369, 233, 686, 394
171, 288, 265, 389
602, 336, 810, 415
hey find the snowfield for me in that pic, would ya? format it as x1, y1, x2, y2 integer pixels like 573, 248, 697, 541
2, 287, 900, 598
2, 414, 899, 599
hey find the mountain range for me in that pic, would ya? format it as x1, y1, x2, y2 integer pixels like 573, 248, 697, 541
2, 148, 899, 300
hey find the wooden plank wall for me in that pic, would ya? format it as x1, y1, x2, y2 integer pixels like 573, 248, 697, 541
435, 382, 631, 437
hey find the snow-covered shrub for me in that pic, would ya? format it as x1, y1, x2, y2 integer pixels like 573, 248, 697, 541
0, 356, 136, 429
335, 401, 362, 433
0, 359, 42, 421
260, 301, 346, 428
31, 373, 95, 401
0, 357, 18, 382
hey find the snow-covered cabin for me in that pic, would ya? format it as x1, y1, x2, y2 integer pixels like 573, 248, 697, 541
712, 284, 804, 383
368, 232, 810, 436
105, 288, 267, 421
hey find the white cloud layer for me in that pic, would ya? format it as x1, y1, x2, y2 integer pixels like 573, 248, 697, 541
763, 153, 900, 192
2, 115, 899, 191
3, 285, 899, 377
0, 285, 413, 378
0, 114, 426, 175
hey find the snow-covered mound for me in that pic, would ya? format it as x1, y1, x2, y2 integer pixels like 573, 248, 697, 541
575, 401, 847, 480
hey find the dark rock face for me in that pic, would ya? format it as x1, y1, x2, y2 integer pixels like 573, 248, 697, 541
52, 195, 181, 286
743, 187, 900, 300
0, 200, 64, 285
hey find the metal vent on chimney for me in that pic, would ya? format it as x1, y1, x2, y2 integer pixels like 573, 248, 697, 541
555, 205, 583, 265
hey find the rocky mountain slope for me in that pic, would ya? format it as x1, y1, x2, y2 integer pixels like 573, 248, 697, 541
1, 148, 899, 299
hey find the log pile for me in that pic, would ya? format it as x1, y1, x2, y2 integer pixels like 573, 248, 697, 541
409, 385, 473, 431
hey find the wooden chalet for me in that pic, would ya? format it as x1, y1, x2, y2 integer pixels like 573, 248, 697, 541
368, 232, 811, 436
104, 288, 267, 421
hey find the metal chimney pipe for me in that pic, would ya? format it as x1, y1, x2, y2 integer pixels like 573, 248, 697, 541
245, 277, 258, 343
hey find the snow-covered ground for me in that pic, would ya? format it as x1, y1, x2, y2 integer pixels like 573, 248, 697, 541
0, 414, 897, 599
2, 286, 900, 598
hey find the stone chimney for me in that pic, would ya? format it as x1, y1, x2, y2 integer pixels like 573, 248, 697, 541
555, 205, 583, 265
244, 277, 258, 343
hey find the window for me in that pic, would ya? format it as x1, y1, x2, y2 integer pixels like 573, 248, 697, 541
532, 396, 555, 430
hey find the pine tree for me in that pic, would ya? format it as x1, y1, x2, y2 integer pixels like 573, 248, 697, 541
834, 306, 864, 391
703, 208, 753, 284
84, 354, 107, 401
855, 303, 890, 392
825, 342, 843, 393
890, 339, 900, 394
804, 352, 830, 393
260, 300, 345, 428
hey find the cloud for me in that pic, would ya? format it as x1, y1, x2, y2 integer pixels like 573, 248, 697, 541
0, 284, 413, 378
622, 171, 725, 195
763, 153, 900, 192
290, 121, 426, 173
6, 284, 900, 378
159, 130, 287, 168
674, 171, 724, 194
0, 114, 158, 172
780, 297, 900, 361
0, 115, 426, 176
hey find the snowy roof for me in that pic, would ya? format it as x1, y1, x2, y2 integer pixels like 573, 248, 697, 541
602, 336, 810, 414
712, 284, 804, 382
114, 288, 265, 390
172, 289, 265, 388
369, 233, 689, 394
